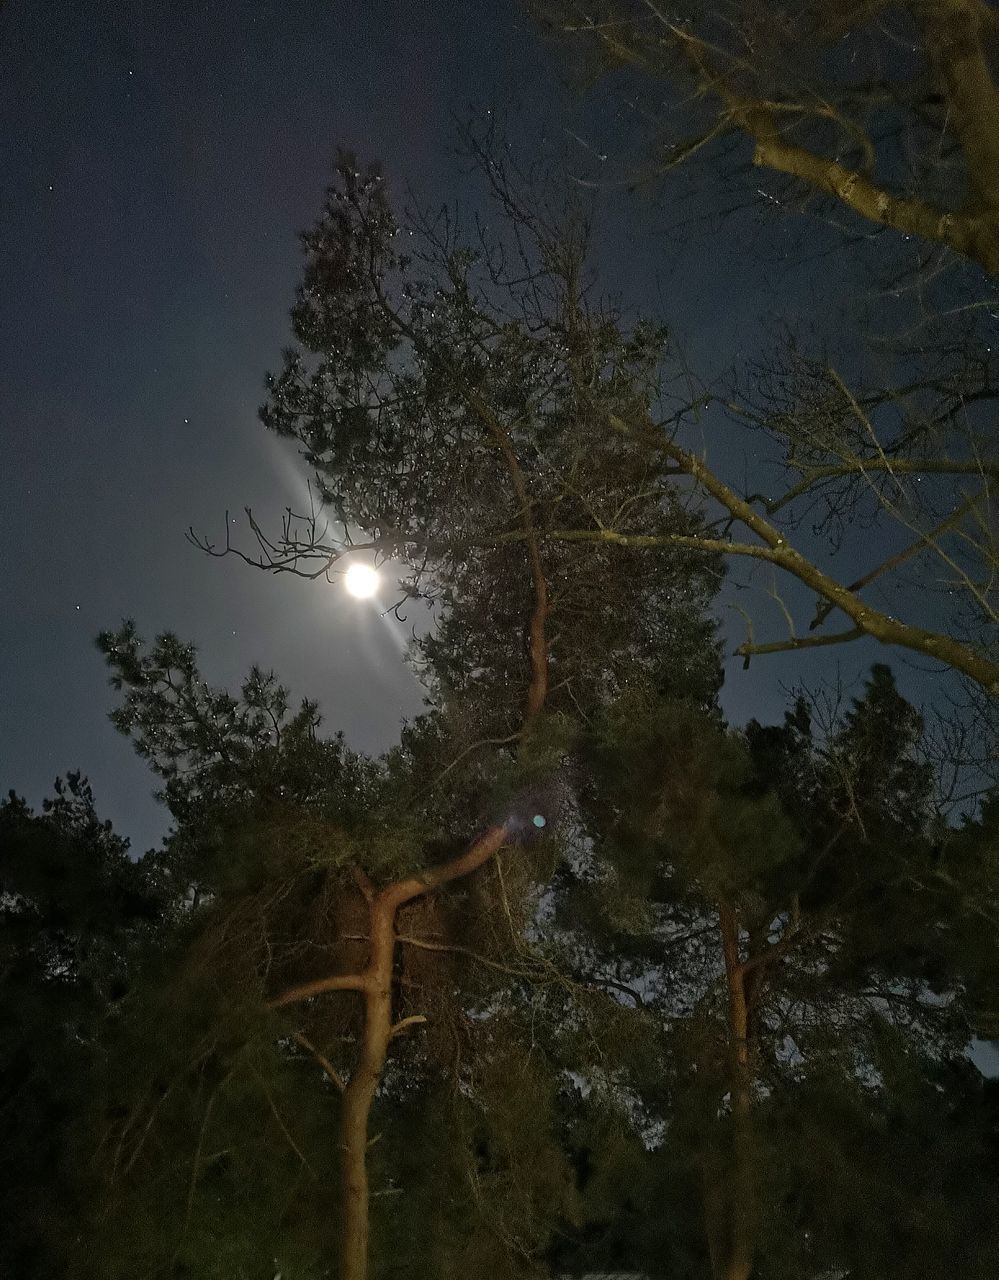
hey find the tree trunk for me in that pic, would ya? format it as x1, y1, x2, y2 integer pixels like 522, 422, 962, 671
326, 827, 511, 1280
702, 1155, 730, 1280
337, 893, 395, 1280
718, 900, 755, 1280
272, 827, 515, 1280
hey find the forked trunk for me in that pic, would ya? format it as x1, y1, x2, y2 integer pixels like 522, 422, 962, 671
325, 827, 509, 1280
271, 831, 517, 1280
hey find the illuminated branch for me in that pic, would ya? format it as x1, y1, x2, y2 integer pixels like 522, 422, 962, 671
555, 0, 999, 274
542, 523, 997, 689
383, 825, 511, 910
269, 971, 368, 1009
389, 1015, 428, 1039
606, 418, 999, 693
748, 124, 999, 276
735, 627, 865, 668
209, 496, 999, 692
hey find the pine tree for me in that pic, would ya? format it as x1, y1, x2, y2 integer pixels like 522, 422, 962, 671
0, 775, 163, 1277
542, 667, 999, 1280
75, 141, 728, 1278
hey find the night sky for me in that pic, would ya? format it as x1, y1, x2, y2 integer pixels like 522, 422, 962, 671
2, 0, 909, 852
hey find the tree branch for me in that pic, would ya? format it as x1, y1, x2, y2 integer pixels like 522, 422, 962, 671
807, 487, 989, 631
758, 458, 999, 516
291, 1031, 347, 1093
389, 1014, 428, 1039
395, 933, 543, 980
604, 415, 999, 692
383, 824, 512, 911
736, 627, 865, 667
269, 972, 369, 1009
470, 394, 550, 720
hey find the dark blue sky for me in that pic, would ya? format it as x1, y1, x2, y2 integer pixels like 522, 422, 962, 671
1, 0, 909, 851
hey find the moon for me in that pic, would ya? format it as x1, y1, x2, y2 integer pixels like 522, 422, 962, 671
344, 562, 380, 599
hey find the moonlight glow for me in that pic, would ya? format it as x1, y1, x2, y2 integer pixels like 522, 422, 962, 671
344, 563, 380, 599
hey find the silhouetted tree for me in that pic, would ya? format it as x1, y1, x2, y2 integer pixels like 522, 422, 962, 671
0, 776, 163, 1277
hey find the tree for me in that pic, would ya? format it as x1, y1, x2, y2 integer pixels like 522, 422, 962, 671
524, 5, 999, 696
199, 143, 998, 697
725, 338, 998, 681
200, 146, 722, 721
66, 642, 997, 1280
82, 137, 736, 1278
82, 140, 996, 1280
89, 625, 565, 1279
0, 775, 163, 1278
544, 665, 999, 1279
536, 0, 999, 276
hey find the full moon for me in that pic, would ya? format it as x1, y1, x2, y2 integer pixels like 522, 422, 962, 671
344, 562, 380, 599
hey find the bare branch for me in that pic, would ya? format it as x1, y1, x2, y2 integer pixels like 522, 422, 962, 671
291, 1031, 347, 1094
736, 627, 866, 668
395, 933, 544, 980
389, 1015, 428, 1039
758, 458, 999, 517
